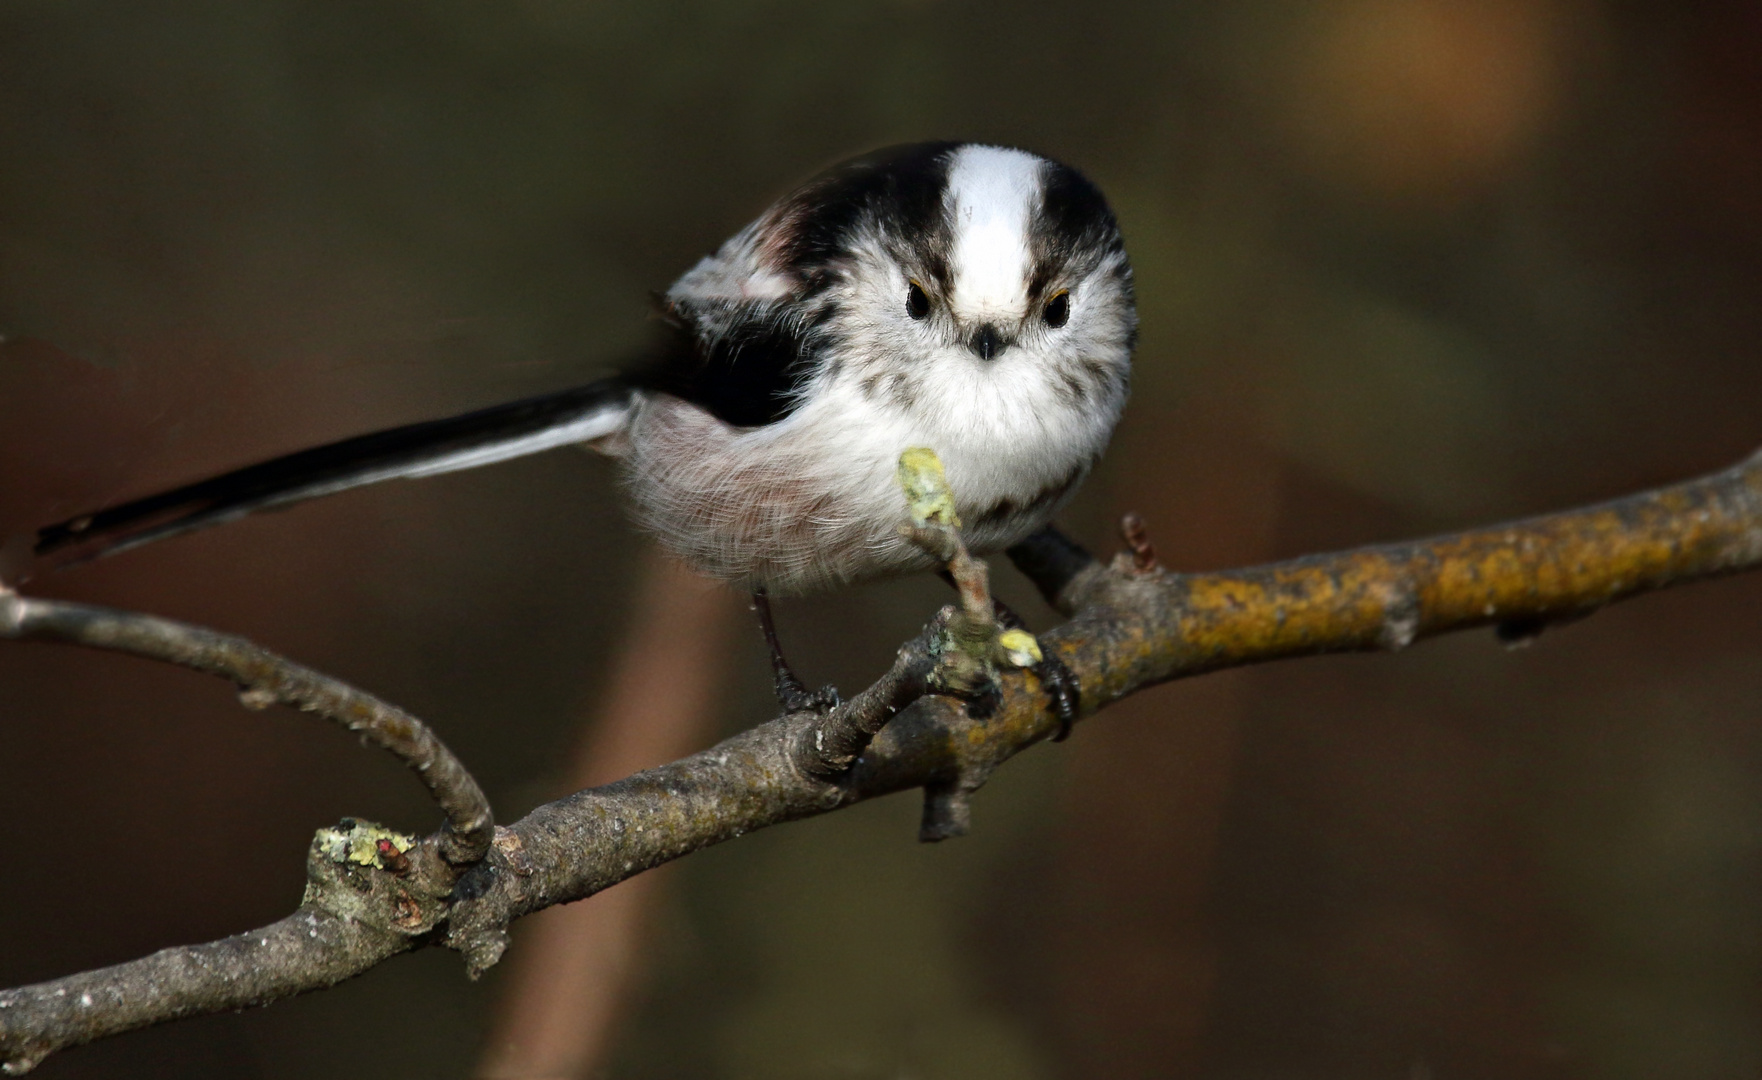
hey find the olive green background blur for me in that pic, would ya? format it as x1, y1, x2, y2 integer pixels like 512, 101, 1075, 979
3, 2, 1761, 1077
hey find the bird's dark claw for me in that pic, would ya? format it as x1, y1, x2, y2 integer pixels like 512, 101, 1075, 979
1033, 652, 1080, 740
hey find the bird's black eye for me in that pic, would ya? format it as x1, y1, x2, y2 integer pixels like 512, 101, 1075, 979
1043, 290, 1070, 329
906, 280, 930, 320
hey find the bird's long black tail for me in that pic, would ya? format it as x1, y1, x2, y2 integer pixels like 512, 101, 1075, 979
34, 377, 637, 569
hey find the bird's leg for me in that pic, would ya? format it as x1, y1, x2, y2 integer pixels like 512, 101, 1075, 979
749, 587, 803, 700
750, 588, 842, 714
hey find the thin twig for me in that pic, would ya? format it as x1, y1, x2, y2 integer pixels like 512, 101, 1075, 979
0, 592, 493, 868
790, 616, 941, 778
2, 447, 1760, 1073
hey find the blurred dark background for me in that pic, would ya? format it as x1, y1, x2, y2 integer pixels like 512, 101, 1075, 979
3, 1, 1761, 1077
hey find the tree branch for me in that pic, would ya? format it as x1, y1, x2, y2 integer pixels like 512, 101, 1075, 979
2, 447, 1759, 1073
0, 594, 494, 869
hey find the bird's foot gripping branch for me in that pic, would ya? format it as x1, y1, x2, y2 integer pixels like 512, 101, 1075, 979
5, 447, 1762, 1072
788, 449, 1073, 782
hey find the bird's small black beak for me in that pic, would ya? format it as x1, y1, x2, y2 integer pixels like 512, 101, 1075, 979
971, 323, 1008, 361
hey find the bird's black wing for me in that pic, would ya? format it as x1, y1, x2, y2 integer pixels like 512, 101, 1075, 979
35, 377, 635, 568
626, 306, 824, 428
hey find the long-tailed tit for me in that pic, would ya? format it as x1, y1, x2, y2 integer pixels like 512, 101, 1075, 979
36, 141, 1138, 717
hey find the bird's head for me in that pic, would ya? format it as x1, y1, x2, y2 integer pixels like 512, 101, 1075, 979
755, 142, 1137, 425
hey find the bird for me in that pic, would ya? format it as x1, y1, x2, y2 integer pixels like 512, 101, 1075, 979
34, 141, 1138, 719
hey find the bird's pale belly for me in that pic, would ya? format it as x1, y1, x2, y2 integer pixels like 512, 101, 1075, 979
618, 395, 1083, 594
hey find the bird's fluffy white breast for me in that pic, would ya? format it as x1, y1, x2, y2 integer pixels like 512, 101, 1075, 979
619, 351, 1122, 594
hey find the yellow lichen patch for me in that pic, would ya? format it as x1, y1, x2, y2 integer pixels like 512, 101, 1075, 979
898, 447, 961, 529
314, 820, 416, 868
